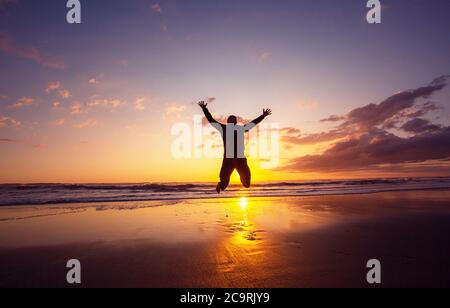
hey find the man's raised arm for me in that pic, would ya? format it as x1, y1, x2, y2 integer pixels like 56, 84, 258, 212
245, 108, 272, 131
198, 101, 221, 125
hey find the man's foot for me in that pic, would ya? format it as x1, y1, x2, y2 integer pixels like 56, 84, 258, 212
216, 183, 221, 194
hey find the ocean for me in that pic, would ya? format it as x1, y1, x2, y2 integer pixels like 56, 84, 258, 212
1, 177, 450, 207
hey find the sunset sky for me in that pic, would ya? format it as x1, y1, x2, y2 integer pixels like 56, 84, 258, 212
1, 0, 450, 183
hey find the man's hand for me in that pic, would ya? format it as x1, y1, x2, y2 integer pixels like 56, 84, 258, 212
198, 101, 208, 109
263, 108, 272, 117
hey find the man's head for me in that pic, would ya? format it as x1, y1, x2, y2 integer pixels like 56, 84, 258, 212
227, 115, 237, 125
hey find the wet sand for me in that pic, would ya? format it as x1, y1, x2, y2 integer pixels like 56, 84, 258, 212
1, 190, 450, 288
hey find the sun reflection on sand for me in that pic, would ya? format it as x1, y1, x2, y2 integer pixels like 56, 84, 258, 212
239, 197, 248, 211
215, 197, 271, 282
232, 198, 259, 244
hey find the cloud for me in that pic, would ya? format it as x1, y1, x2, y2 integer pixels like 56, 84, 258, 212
0, 95, 8, 100
70, 97, 125, 115
0, 32, 67, 69
282, 128, 450, 173
151, 3, 162, 14
0, 116, 21, 128
71, 101, 85, 115
58, 89, 71, 99
280, 76, 450, 173
46, 81, 61, 92
281, 129, 346, 146
343, 75, 448, 131
8, 97, 34, 109
320, 115, 346, 123
46, 81, 72, 99
73, 119, 98, 129
280, 124, 345, 146
166, 104, 186, 115
281, 127, 301, 135
88, 74, 104, 85
87, 98, 124, 110
401, 118, 441, 134
50, 118, 65, 126
284, 76, 449, 146
399, 101, 441, 120
133, 97, 147, 111
52, 101, 61, 109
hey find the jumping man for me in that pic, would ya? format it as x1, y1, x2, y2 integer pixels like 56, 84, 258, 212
198, 101, 272, 194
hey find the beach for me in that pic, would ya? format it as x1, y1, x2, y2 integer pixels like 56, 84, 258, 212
1, 189, 450, 288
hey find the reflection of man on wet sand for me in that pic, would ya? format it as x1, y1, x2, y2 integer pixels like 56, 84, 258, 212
198, 101, 272, 194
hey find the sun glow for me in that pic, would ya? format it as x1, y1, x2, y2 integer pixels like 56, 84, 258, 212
239, 197, 248, 210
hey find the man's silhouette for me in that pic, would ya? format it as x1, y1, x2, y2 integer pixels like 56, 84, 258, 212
198, 101, 272, 194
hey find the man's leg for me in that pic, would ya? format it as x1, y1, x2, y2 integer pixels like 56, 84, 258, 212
236, 158, 251, 188
219, 159, 235, 191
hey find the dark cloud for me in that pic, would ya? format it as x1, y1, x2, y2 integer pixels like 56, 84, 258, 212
344, 76, 448, 130
320, 115, 345, 123
283, 76, 449, 145
281, 129, 346, 146
280, 125, 347, 146
403, 101, 441, 119
401, 118, 441, 134
283, 77, 449, 148
282, 127, 450, 173
280, 76, 450, 173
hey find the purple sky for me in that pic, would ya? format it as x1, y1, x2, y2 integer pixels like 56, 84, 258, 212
1, 0, 450, 182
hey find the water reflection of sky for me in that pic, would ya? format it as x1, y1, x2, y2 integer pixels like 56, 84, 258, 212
0, 197, 340, 248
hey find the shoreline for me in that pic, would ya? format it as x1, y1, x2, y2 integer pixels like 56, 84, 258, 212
1, 186, 450, 208
2, 175, 450, 185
